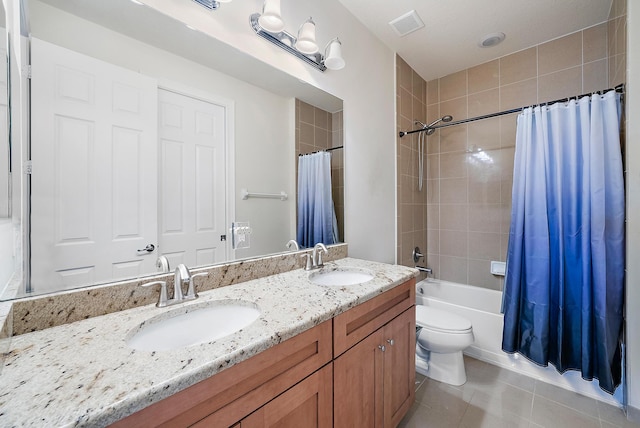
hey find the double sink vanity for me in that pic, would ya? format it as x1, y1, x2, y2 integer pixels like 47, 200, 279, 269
0, 251, 418, 427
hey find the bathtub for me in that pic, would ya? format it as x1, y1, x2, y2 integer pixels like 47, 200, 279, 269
416, 278, 622, 405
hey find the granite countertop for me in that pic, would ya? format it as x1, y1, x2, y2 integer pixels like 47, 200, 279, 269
0, 258, 417, 427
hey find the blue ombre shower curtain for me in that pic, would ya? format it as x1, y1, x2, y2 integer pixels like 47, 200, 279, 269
502, 91, 624, 394
297, 152, 338, 248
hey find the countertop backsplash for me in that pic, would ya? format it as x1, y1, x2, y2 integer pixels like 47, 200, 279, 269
6, 243, 348, 336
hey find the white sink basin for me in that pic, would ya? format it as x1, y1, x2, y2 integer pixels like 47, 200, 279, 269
309, 267, 375, 286
126, 301, 261, 352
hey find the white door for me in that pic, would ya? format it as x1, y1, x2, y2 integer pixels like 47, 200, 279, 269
158, 89, 227, 268
30, 38, 158, 292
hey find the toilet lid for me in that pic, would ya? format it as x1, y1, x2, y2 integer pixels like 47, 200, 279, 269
416, 305, 472, 332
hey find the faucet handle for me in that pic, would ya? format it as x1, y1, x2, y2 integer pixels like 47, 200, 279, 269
142, 280, 168, 307
301, 253, 313, 271
186, 272, 208, 299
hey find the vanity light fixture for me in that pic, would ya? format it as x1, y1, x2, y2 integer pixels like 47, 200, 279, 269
191, 0, 231, 11
250, 1, 345, 72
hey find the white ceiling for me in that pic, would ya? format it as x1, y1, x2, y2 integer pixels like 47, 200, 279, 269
338, 0, 613, 82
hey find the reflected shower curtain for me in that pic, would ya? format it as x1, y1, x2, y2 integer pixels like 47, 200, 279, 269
502, 91, 624, 394
297, 152, 338, 248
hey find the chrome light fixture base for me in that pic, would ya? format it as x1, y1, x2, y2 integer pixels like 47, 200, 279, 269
250, 13, 327, 72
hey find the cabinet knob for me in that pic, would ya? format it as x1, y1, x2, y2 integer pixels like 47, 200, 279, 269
387, 339, 395, 346
378, 345, 386, 352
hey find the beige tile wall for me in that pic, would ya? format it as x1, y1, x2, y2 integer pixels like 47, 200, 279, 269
295, 100, 345, 242
396, 56, 428, 268
398, 6, 626, 290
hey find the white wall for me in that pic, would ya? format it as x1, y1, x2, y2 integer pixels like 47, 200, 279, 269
143, 0, 398, 263
625, 0, 640, 419
29, 1, 295, 259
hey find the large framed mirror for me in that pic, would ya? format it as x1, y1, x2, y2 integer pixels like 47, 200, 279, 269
0, 1, 8, 220
2, 0, 344, 300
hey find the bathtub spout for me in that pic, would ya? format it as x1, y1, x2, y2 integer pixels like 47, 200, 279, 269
416, 266, 432, 275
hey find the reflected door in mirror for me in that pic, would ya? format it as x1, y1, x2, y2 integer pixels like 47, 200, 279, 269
30, 39, 158, 293
158, 89, 228, 269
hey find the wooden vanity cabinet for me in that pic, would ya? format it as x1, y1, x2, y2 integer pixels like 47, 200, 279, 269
237, 364, 333, 428
112, 278, 415, 428
333, 279, 416, 428
111, 320, 332, 428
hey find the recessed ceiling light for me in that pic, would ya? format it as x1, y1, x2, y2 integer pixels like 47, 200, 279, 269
479, 32, 506, 48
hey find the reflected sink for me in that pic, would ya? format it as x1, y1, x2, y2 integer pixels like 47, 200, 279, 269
309, 267, 374, 286
126, 301, 261, 352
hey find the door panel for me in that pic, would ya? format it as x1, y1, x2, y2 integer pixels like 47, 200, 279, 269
158, 89, 227, 267
30, 38, 158, 292
384, 308, 416, 428
334, 329, 384, 428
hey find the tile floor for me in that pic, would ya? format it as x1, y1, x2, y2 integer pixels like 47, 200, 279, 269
399, 356, 639, 428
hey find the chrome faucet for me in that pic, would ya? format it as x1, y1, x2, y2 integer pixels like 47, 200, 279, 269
156, 255, 170, 273
142, 263, 206, 307
286, 239, 300, 251
173, 264, 190, 302
301, 243, 329, 271
312, 243, 328, 268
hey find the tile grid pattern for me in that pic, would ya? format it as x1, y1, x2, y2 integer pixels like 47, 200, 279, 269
400, 356, 639, 428
396, 4, 626, 291
396, 56, 429, 271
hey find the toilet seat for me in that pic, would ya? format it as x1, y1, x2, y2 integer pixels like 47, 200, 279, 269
416, 305, 472, 334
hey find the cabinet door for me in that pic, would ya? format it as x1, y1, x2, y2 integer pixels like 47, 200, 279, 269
383, 308, 416, 428
334, 329, 385, 428
242, 364, 333, 428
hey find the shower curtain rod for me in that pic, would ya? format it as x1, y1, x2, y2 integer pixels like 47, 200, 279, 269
399, 83, 625, 138
298, 146, 344, 156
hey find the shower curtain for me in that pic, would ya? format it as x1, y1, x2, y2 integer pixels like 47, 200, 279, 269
502, 91, 624, 394
297, 151, 338, 248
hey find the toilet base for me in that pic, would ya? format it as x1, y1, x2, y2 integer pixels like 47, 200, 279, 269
416, 350, 467, 386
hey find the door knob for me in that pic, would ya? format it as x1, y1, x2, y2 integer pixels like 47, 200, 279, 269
387, 339, 395, 346
137, 244, 156, 254
378, 345, 386, 352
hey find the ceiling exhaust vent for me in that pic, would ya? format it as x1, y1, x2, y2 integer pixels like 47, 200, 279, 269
389, 10, 424, 37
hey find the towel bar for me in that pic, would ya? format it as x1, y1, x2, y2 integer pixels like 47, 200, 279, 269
241, 188, 288, 201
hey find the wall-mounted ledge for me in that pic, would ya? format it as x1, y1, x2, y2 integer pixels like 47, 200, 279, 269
8, 243, 348, 336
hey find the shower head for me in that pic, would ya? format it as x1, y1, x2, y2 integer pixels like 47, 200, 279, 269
425, 115, 454, 135
426, 115, 454, 128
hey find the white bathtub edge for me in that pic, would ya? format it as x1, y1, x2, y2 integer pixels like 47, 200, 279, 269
417, 278, 623, 407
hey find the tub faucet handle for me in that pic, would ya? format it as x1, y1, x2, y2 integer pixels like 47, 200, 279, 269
413, 247, 424, 263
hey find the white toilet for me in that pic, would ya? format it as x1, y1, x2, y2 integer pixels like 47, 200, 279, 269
415, 305, 474, 386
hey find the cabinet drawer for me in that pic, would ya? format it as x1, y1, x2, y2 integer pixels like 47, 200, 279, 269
333, 279, 415, 357
112, 320, 332, 427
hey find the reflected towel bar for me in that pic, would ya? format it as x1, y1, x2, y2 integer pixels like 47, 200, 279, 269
241, 188, 288, 201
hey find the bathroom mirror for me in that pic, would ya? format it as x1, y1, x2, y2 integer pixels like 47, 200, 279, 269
2, 0, 343, 299
0, 1, 9, 219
